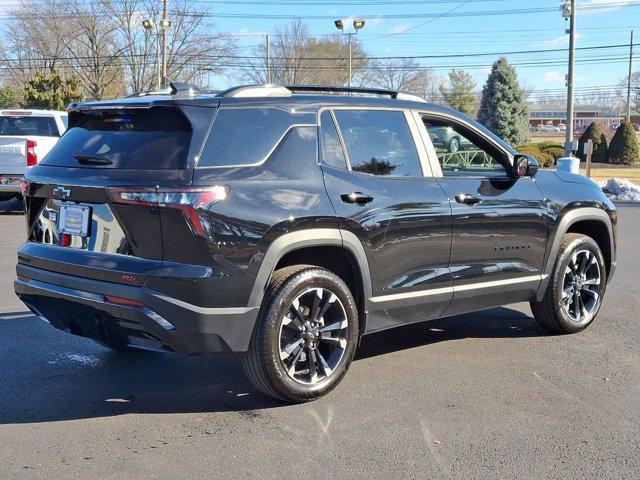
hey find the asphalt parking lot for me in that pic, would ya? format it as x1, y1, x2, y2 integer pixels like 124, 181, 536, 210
0, 207, 638, 480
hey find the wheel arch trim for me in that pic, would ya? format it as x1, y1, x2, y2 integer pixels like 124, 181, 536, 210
537, 207, 614, 301
247, 228, 372, 308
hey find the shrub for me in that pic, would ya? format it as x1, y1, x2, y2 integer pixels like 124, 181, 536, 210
541, 146, 565, 161
608, 121, 640, 165
515, 145, 555, 167
593, 133, 608, 164
537, 141, 564, 151
577, 121, 605, 162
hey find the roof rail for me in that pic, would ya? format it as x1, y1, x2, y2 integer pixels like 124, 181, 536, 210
215, 84, 428, 102
285, 84, 400, 98
218, 84, 292, 98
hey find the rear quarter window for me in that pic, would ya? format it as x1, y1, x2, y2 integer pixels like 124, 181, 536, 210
198, 107, 315, 167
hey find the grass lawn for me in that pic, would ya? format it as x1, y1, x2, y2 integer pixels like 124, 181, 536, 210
583, 167, 640, 181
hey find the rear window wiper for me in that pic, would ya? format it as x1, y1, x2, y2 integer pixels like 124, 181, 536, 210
74, 154, 113, 165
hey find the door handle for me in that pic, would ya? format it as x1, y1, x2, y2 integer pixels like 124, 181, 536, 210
455, 193, 482, 205
341, 192, 374, 205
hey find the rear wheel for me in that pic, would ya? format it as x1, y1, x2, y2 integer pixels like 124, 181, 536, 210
531, 233, 606, 334
242, 265, 359, 403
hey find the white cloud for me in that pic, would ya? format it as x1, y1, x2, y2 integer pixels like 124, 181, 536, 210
537, 32, 584, 47
581, 0, 631, 15
479, 67, 492, 75
540, 71, 566, 84
387, 23, 413, 35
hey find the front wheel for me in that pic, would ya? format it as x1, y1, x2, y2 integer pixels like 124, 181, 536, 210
531, 233, 607, 334
448, 137, 460, 153
242, 265, 359, 403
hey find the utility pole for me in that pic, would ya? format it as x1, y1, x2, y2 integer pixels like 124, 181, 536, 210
161, 0, 170, 88
266, 33, 272, 84
627, 30, 634, 121
562, 0, 576, 157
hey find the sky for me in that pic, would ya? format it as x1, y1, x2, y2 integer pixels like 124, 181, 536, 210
197, 0, 639, 100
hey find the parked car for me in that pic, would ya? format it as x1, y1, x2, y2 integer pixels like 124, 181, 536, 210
536, 124, 557, 133
0, 109, 67, 201
428, 124, 473, 152
15, 84, 617, 402
573, 124, 588, 136
557, 123, 566, 131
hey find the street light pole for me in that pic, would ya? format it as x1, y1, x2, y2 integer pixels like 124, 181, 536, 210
334, 19, 365, 87
563, 0, 576, 157
142, 18, 161, 90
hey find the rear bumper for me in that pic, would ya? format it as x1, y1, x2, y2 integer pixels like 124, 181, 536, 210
14, 264, 258, 354
0, 176, 22, 193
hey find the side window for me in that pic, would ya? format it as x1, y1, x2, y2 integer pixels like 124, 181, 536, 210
423, 119, 509, 178
199, 108, 314, 167
319, 110, 346, 168
333, 110, 422, 177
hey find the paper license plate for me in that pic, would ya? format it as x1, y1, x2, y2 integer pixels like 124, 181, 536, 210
58, 204, 91, 237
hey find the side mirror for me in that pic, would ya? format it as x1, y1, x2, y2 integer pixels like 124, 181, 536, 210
514, 155, 539, 178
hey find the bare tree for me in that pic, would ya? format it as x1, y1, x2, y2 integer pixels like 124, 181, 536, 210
371, 58, 429, 95
1, 2, 73, 88
2, 0, 237, 99
244, 18, 310, 85
618, 71, 640, 113
242, 18, 368, 86
164, 1, 236, 86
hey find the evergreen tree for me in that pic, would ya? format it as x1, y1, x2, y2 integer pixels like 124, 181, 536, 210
609, 121, 640, 165
439, 70, 476, 115
595, 132, 609, 164
23, 70, 82, 110
478, 57, 530, 146
0, 86, 21, 108
577, 121, 607, 162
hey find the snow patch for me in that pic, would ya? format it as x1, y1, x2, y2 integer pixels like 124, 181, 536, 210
598, 178, 640, 202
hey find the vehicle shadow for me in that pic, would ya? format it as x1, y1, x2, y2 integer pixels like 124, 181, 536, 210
0, 306, 547, 424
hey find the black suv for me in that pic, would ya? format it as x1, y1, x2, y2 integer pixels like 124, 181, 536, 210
15, 84, 617, 402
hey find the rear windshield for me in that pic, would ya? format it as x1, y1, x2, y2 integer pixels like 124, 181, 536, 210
40, 107, 192, 169
0, 116, 60, 137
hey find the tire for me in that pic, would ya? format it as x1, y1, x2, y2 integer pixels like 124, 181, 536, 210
531, 233, 607, 334
448, 137, 460, 153
242, 265, 359, 403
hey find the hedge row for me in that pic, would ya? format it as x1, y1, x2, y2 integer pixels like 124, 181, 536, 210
515, 141, 564, 167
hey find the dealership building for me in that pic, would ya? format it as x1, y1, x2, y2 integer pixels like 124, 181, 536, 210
529, 106, 623, 129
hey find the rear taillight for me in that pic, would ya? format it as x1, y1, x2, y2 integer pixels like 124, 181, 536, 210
26, 140, 37, 166
106, 186, 228, 240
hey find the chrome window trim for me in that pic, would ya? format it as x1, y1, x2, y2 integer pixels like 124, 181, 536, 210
416, 110, 516, 179
319, 105, 428, 178
196, 105, 316, 169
